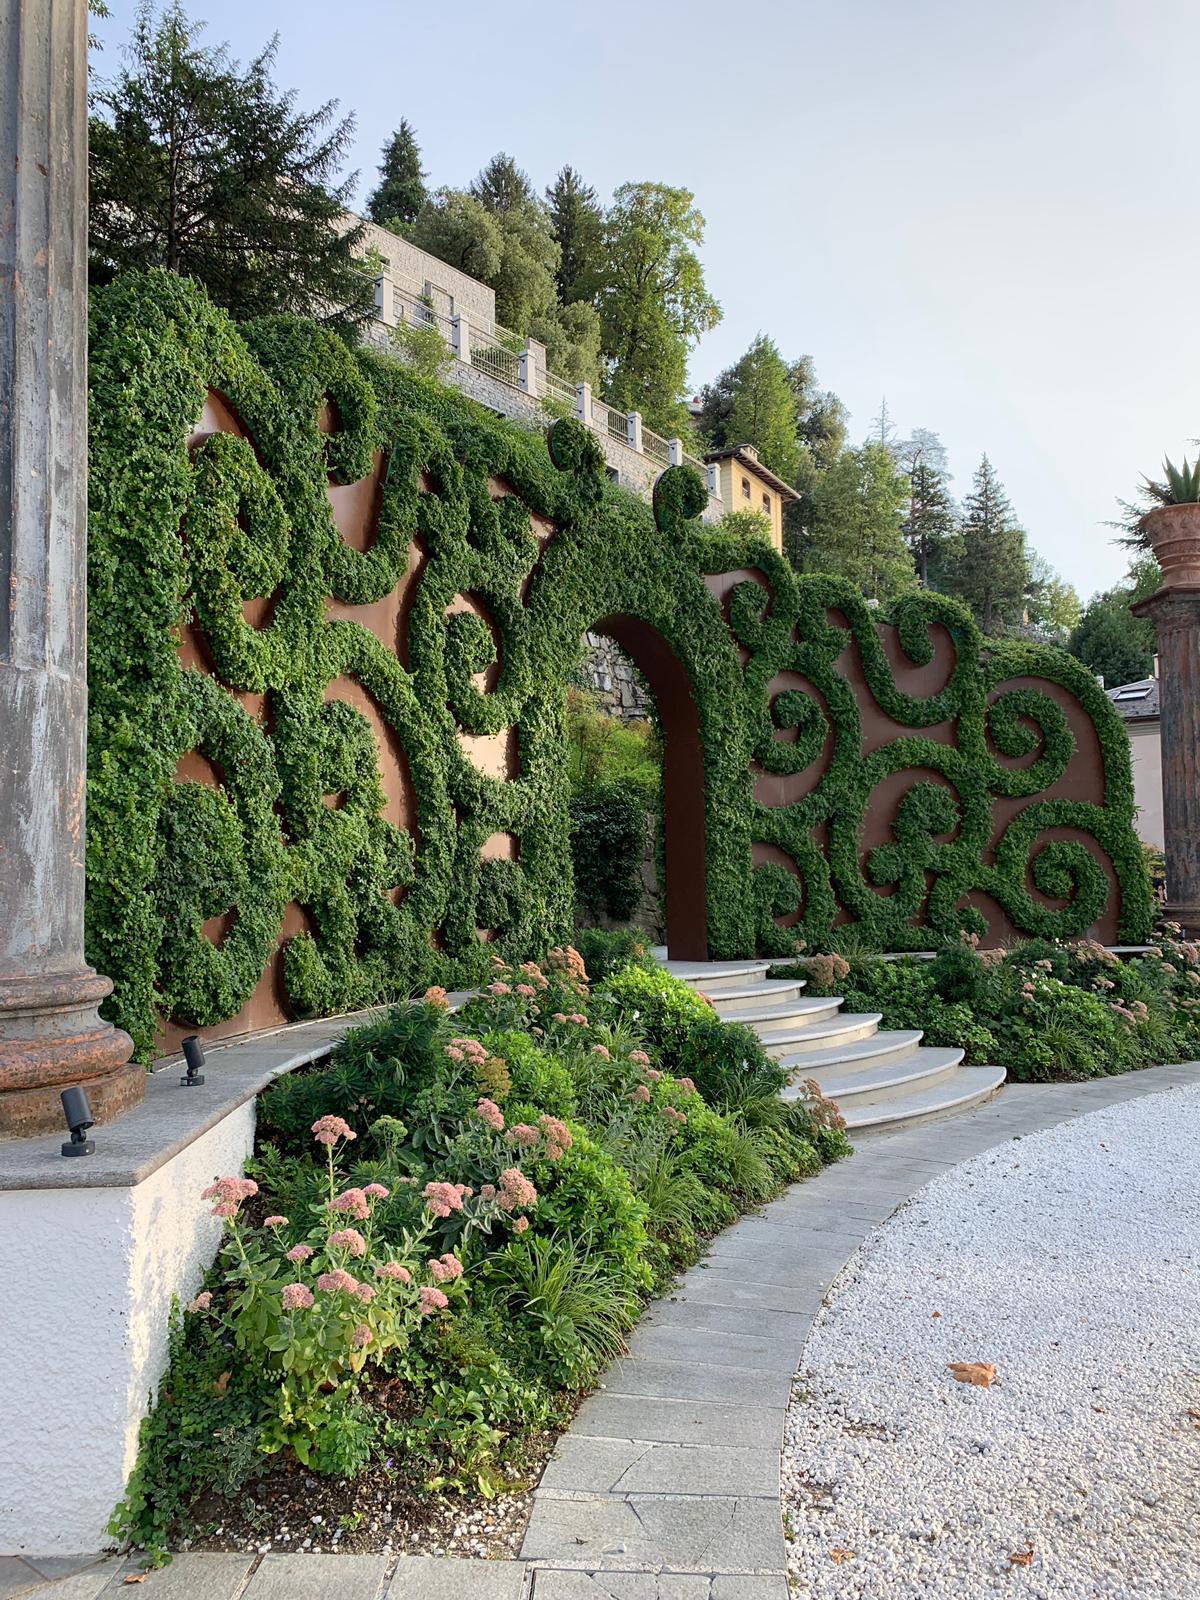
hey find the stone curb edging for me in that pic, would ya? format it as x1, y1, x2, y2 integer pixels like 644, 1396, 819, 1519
9, 1061, 1200, 1600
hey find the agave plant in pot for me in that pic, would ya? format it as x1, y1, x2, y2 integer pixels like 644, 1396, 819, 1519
1139, 457, 1200, 586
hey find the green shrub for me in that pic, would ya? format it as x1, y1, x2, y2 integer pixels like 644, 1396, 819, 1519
570, 784, 649, 922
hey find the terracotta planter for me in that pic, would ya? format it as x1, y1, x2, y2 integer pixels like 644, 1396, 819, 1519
1141, 502, 1200, 587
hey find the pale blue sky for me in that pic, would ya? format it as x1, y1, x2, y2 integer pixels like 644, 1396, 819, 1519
93, 0, 1200, 597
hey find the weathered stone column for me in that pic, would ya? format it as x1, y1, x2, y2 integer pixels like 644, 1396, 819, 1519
0, 0, 139, 1134
1133, 586, 1200, 935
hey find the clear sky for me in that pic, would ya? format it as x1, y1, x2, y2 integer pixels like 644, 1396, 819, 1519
92, 0, 1200, 599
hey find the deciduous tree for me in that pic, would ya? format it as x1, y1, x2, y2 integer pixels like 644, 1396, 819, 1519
1068, 558, 1160, 687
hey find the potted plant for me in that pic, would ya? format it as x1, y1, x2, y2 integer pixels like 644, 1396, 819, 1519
1139, 456, 1200, 586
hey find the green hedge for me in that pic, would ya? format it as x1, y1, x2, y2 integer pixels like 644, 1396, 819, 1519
87, 272, 1153, 1058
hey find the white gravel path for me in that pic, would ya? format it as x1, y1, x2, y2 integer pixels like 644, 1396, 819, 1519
782, 1085, 1200, 1600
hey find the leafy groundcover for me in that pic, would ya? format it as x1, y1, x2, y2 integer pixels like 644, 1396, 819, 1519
114, 936, 849, 1561
788, 925, 1200, 1082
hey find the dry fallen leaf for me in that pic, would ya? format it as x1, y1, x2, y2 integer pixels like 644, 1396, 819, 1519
1008, 1547, 1035, 1568
830, 1547, 856, 1564
948, 1361, 997, 1388
932, 1310, 942, 1319
122, 1577, 147, 1586
214, 1370, 231, 1395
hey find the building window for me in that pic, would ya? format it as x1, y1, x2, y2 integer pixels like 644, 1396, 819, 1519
741, 476, 751, 499
762, 493, 771, 514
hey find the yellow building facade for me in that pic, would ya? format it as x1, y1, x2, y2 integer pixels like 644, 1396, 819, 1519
705, 444, 799, 554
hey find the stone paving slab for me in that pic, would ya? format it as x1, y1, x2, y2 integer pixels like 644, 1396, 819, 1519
640, 1299, 811, 1340
521, 1494, 785, 1573
539, 1437, 778, 1498
100, 1554, 251, 1598
530, 1572, 789, 1598
241, 1553, 388, 1599
624, 1326, 798, 1376
651, 1274, 828, 1316
598, 1358, 793, 1409
385, 1555, 526, 1597
569, 1394, 781, 1450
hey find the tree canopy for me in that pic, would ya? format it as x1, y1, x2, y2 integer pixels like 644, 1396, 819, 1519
546, 166, 604, 306
366, 120, 427, 229
89, 1, 373, 329
939, 456, 1031, 634
1068, 558, 1160, 688
697, 335, 802, 483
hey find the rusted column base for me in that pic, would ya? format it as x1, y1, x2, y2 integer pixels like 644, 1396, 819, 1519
1134, 585, 1200, 938
0, 970, 139, 1136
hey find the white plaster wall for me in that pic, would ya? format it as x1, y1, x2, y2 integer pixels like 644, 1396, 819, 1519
1127, 721, 1164, 848
0, 1101, 256, 1554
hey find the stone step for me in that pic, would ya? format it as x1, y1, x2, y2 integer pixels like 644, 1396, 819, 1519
777, 1027, 925, 1076
654, 952, 774, 991
761, 1011, 882, 1054
707, 977, 808, 1015
785, 1045, 965, 1107
739, 996, 846, 1033
838, 1063, 1007, 1133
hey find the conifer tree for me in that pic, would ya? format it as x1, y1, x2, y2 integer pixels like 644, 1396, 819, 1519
697, 335, 801, 482
366, 119, 428, 228
943, 456, 1031, 634
546, 165, 604, 305
904, 457, 958, 589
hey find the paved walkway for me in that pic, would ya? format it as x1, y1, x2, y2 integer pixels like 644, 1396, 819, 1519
8, 1060, 1200, 1600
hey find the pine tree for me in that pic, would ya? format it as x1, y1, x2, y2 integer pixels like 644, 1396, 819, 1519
366, 120, 428, 228
904, 458, 958, 589
943, 456, 1031, 634
697, 335, 801, 482
546, 165, 603, 305
89, 1, 373, 329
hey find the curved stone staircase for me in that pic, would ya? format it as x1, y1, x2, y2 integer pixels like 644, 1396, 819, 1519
657, 953, 1005, 1132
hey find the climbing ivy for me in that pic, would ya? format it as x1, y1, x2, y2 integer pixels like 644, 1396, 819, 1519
86, 272, 1153, 1060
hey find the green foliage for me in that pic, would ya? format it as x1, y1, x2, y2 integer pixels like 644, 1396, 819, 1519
89, 2, 373, 331
1068, 557, 1160, 688
790, 441, 916, 602
698, 334, 803, 482
388, 314, 452, 381
574, 926, 653, 984
546, 166, 604, 306
597, 183, 722, 435
408, 188, 505, 284
86, 273, 1151, 1057
939, 456, 1031, 634
367, 120, 428, 229
570, 786, 647, 922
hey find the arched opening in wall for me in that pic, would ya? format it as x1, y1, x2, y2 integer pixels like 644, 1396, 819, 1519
575, 615, 708, 962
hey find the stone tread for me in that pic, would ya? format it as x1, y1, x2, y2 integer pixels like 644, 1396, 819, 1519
784, 1045, 965, 1105
776, 1027, 924, 1074
706, 979, 807, 1010
736, 996, 845, 1028
759, 1012, 882, 1051
838, 1061, 1007, 1130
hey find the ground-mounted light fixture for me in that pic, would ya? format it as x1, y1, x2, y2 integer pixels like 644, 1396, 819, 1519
180, 1036, 206, 1087
60, 1086, 95, 1157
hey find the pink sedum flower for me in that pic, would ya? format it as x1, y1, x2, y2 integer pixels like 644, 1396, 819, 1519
676, 1077, 697, 1095
487, 982, 511, 997
312, 1115, 356, 1147
428, 1252, 464, 1283
263, 1215, 288, 1228
317, 1268, 359, 1294
445, 1045, 465, 1063
506, 1123, 539, 1149
356, 1283, 377, 1304
200, 1176, 258, 1219
474, 1098, 506, 1131
377, 1262, 411, 1283
352, 1323, 373, 1348
631, 1083, 651, 1104
538, 1115, 573, 1160
419, 1286, 449, 1316
424, 985, 450, 1011
282, 1283, 314, 1311
497, 1167, 538, 1212
590, 1044, 611, 1060
186, 1291, 212, 1314
328, 1228, 367, 1258
513, 1215, 529, 1234
629, 1051, 651, 1066
329, 1187, 370, 1220
286, 1243, 314, 1263
363, 1183, 390, 1200
424, 1181, 472, 1219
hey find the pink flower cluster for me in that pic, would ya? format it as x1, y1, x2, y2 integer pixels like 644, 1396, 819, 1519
328, 1228, 367, 1258
287, 1243, 314, 1263
317, 1268, 359, 1294
547, 945, 588, 986
519, 961, 549, 990
424, 985, 450, 1010
661, 1105, 688, 1126
424, 1180, 473, 1218
186, 1291, 212, 1314
376, 1262, 411, 1282
201, 1175, 258, 1219
630, 1083, 651, 1104
446, 1036, 488, 1066
538, 1115, 572, 1160
330, 1186, 370, 1220
676, 1077, 697, 1095
487, 982, 511, 996
497, 1167, 537, 1212
419, 1286, 449, 1316
312, 1115, 356, 1147
515, 983, 537, 998
352, 1323, 372, 1348
282, 1282, 314, 1311
629, 1051, 651, 1066
428, 1252, 463, 1283
475, 1098, 506, 1131
591, 1044, 611, 1060
506, 1122, 539, 1148
264, 1215, 288, 1228
1111, 999, 1150, 1024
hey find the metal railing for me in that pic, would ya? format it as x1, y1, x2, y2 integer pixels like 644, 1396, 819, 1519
374, 272, 718, 502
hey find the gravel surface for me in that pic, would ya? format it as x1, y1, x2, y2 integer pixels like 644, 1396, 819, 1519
782, 1086, 1200, 1599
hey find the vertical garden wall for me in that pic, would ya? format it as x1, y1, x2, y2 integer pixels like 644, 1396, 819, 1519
86, 274, 1153, 1060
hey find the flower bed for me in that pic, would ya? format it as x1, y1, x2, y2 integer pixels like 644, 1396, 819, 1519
786, 926, 1200, 1081
113, 943, 849, 1561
